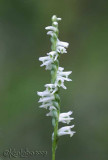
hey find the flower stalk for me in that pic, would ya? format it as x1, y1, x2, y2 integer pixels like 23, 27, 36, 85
50, 17, 60, 160
37, 15, 75, 160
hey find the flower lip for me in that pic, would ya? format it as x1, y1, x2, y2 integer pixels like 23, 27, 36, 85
37, 89, 51, 97
39, 56, 50, 62
47, 31, 53, 36
57, 17, 62, 21
59, 111, 74, 124
57, 46, 67, 54
57, 39, 69, 48
53, 22, 58, 26
57, 125, 75, 137
45, 26, 57, 32
60, 111, 73, 117
39, 102, 52, 109
38, 96, 54, 103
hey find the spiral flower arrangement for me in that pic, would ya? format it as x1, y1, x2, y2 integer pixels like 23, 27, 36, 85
37, 15, 75, 160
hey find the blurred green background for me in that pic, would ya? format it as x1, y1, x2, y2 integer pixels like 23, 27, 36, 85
0, 0, 108, 160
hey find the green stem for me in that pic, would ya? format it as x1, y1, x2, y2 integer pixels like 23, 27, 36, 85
52, 118, 58, 160
51, 65, 59, 160
51, 17, 60, 160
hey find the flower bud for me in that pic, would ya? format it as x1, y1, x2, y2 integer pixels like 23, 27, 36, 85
52, 15, 57, 22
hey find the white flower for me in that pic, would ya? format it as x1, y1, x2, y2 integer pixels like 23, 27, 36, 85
45, 26, 57, 32
58, 125, 75, 137
46, 110, 52, 117
37, 89, 51, 97
39, 56, 53, 70
57, 46, 67, 54
45, 83, 58, 93
52, 15, 62, 22
37, 88, 55, 106
56, 39, 69, 54
49, 106, 56, 110
58, 67, 64, 71
47, 51, 58, 61
53, 22, 58, 26
57, 67, 72, 80
45, 83, 56, 89
42, 61, 52, 70
55, 67, 72, 89
47, 31, 53, 36
57, 17, 62, 21
59, 111, 74, 124
59, 71, 72, 78
55, 76, 67, 89
38, 95, 54, 103
57, 39, 69, 48
39, 56, 50, 62
58, 72, 72, 81
39, 102, 52, 109
46, 106, 57, 116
